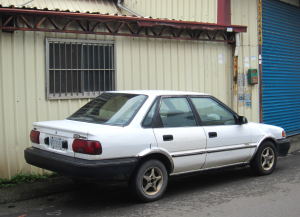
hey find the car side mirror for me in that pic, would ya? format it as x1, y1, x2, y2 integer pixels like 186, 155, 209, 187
238, 116, 248, 125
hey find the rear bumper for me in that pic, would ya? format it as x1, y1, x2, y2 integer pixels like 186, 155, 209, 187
24, 147, 140, 181
276, 138, 290, 157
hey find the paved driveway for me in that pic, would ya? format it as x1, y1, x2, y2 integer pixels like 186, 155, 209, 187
1, 153, 300, 217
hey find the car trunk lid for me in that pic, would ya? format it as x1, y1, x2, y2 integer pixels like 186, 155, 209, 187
32, 119, 109, 157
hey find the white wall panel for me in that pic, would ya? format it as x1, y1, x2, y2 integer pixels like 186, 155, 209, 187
0, 21, 113, 178
123, 0, 217, 23
0, 31, 232, 179
231, 0, 259, 123
115, 37, 233, 105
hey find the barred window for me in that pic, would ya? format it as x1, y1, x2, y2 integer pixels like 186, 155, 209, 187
46, 38, 115, 100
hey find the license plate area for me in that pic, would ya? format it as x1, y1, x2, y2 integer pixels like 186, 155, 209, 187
50, 136, 67, 151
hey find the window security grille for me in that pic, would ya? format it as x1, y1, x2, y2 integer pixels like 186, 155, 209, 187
46, 38, 115, 100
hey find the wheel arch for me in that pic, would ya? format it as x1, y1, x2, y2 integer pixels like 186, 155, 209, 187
251, 134, 277, 161
261, 138, 277, 149
134, 148, 174, 175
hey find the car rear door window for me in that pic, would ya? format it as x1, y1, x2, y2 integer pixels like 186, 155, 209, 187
158, 97, 197, 127
191, 98, 236, 126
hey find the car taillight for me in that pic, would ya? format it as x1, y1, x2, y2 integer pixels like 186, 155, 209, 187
30, 130, 40, 144
72, 139, 102, 155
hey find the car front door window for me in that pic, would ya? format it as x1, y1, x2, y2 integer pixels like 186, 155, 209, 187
190, 98, 236, 126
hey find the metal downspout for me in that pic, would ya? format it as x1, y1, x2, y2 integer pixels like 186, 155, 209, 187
117, 0, 141, 17
233, 33, 240, 113
235, 33, 240, 57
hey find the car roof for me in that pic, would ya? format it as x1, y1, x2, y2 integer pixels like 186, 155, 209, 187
106, 90, 210, 97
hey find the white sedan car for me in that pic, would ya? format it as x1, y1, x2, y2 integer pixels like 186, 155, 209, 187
25, 90, 290, 202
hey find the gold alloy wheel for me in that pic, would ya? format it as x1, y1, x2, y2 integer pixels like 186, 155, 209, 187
261, 147, 275, 171
142, 166, 163, 196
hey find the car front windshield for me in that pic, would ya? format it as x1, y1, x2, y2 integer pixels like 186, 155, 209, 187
68, 93, 148, 125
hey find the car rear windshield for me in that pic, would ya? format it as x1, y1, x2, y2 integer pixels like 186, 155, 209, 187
68, 93, 148, 126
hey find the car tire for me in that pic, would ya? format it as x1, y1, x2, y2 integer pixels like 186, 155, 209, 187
250, 141, 277, 175
129, 159, 168, 202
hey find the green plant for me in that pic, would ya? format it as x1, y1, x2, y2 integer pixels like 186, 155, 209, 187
0, 172, 58, 188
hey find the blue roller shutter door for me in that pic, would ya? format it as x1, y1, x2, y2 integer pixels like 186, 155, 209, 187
262, 0, 300, 136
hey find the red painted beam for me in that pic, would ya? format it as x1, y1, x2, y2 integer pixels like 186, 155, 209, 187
218, 0, 231, 25
0, 26, 235, 43
138, 20, 246, 32
0, 7, 247, 32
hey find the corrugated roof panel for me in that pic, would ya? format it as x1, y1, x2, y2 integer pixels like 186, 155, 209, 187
0, 0, 120, 14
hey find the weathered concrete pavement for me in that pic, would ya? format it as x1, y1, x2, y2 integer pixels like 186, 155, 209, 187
0, 136, 300, 217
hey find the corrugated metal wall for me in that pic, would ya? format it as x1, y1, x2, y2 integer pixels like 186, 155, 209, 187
262, 0, 300, 135
116, 37, 233, 101
123, 0, 218, 23
0, 27, 117, 178
123, 0, 260, 122
0, 0, 259, 179
231, 0, 259, 123
0, 31, 233, 179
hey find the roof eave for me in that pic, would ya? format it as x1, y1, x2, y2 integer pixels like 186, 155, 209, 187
0, 7, 247, 33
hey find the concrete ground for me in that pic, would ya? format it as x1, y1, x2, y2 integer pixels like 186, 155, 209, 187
287, 134, 300, 153
0, 135, 300, 216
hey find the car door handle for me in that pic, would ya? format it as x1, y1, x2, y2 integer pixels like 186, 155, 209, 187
163, 135, 173, 141
208, 132, 217, 138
